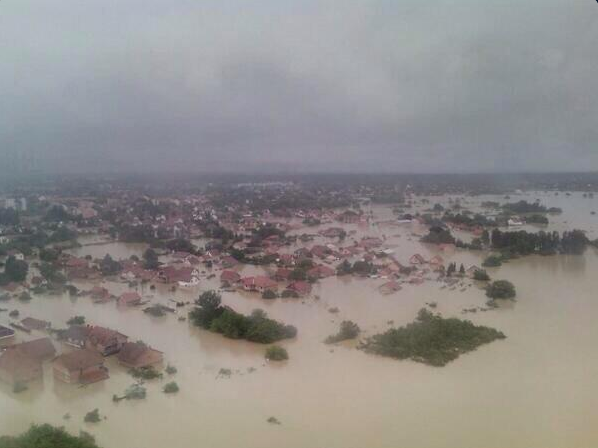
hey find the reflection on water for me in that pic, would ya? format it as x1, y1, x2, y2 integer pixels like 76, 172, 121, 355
1, 194, 598, 448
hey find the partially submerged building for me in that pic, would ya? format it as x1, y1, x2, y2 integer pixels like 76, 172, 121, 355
117, 342, 163, 369
0, 338, 56, 386
53, 349, 108, 384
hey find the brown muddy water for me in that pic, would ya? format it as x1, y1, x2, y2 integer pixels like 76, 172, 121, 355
2, 192, 598, 448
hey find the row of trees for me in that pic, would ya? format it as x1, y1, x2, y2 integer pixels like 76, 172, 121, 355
189, 291, 297, 343
490, 229, 589, 256
0, 227, 78, 258
446, 262, 465, 277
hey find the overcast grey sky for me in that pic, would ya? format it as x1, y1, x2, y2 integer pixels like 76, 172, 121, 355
1, 0, 597, 174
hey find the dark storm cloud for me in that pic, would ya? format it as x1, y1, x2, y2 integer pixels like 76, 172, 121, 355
1, 0, 597, 173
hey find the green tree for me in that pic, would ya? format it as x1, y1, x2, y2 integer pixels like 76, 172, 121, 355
189, 290, 223, 328
0, 424, 100, 448
325, 320, 361, 343
446, 262, 456, 276
289, 267, 308, 281
142, 248, 160, 270
265, 345, 288, 361
100, 254, 122, 276
210, 309, 249, 339
166, 238, 196, 253
163, 381, 179, 393
39, 248, 60, 262
262, 289, 277, 299
336, 259, 352, 276
67, 316, 86, 326
473, 269, 490, 281
486, 280, 516, 300
39, 262, 66, 284
44, 205, 73, 223
482, 255, 502, 267
5, 256, 28, 282
481, 229, 490, 245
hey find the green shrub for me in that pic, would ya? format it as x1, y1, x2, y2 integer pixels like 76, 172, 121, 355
12, 381, 28, 394
84, 409, 101, 423
473, 269, 490, 281
486, 280, 516, 300
281, 289, 299, 298
265, 345, 288, 361
163, 381, 179, 394
261, 289, 278, 300
18, 292, 32, 302
325, 321, 361, 344
67, 315, 85, 326
359, 309, 506, 366
129, 366, 162, 380
482, 255, 502, 267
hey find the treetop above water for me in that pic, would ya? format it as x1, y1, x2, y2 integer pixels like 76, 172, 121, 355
359, 309, 506, 367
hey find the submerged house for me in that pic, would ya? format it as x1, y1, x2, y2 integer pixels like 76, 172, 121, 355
118, 291, 142, 307
306, 265, 335, 280
466, 265, 483, 278
89, 286, 111, 303
429, 255, 444, 266
117, 342, 163, 369
337, 210, 360, 224
62, 325, 128, 356
0, 349, 42, 385
220, 270, 241, 286
0, 338, 56, 385
53, 349, 108, 384
241, 276, 278, 293
409, 254, 426, 265
158, 266, 200, 284
274, 268, 292, 281
379, 280, 402, 295
285, 281, 312, 297
12, 338, 56, 361
86, 326, 128, 356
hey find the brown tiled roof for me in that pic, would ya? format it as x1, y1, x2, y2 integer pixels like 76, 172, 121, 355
220, 270, 240, 283
10, 338, 56, 361
87, 326, 126, 345
0, 349, 40, 376
55, 349, 103, 371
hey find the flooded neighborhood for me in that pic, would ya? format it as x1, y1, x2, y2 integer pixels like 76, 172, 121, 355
1, 177, 598, 448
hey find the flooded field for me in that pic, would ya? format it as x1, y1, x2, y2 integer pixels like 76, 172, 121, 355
2, 193, 598, 448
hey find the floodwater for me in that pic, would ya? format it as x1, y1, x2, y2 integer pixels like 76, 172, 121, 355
2, 192, 598, 448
